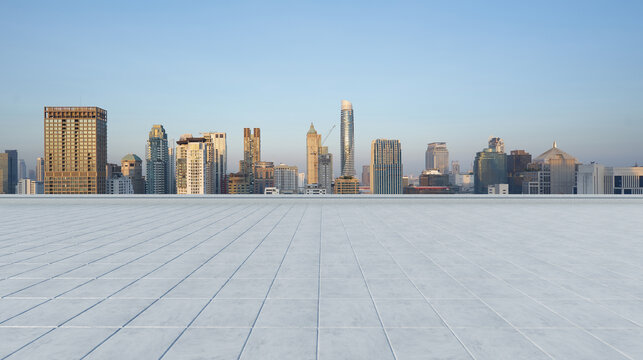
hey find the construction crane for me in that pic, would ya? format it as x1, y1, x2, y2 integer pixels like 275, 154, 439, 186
321, 124, 336, 146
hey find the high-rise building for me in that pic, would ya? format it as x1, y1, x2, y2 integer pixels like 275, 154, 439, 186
3, 150, 18, 194
488, 137, 505, 153
121, 154, 145, 194
28, 170, 36, 180
254, 161, 275, 195
451, 161, 460, 175
146, 125, 170, 194
168, 141, 176, 194
334, 176, 359, 194
361, 165, 370, 186
522, 142, 577, 194
507, 150, 532, 194
44, 107, 107, 194
306, 123, 322, 184
370, 139, 403, 194
425, 142, 449, 174
274, 164, 298, 194
318, 146, 333, 194
176, 135, 207, 194
340, 100, 355, 177
0, 153, 10, 194
241, 128, 260, 175
473, 138, 507, 194
18, 159, 27, 180
202, 132, 227, 194
36, 157, 45, 182
236, 128, 260, 194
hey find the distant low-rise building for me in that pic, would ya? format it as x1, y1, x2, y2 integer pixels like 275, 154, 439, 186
16, 179, 44, 194
577, 164, 643, 194
334, 176, 359, 194
403, 186, 457, 194
488, 184, 509, 194
107, 174, 134, 194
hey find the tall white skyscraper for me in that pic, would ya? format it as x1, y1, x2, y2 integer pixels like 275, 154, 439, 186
425, 142, 449, 174
340, 100, 355, 177
176, 135, 207, 194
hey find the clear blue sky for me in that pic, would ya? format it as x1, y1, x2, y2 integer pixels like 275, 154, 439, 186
1, 0, 642, 175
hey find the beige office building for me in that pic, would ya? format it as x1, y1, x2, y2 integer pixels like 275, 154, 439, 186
176, 135, 207, 194
306, 123, 321, 184
44, 107, 107, 194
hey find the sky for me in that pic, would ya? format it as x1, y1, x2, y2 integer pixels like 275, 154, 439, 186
1, 0, 642, 176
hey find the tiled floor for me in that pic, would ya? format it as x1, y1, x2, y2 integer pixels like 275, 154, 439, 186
0, 196, 642, 359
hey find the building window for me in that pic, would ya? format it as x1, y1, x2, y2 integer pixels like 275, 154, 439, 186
614, 176, 622, 188
624, 189, 632, 195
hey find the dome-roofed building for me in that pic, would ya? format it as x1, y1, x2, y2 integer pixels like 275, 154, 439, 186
522, 142, 578, 194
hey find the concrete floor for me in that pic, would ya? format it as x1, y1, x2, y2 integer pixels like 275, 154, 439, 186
0, 196, 642, 359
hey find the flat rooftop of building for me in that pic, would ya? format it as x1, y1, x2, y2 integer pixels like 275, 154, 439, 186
0, 196, 642, 359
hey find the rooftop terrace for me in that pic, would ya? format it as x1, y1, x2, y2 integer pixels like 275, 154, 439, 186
0, 196, 642, 359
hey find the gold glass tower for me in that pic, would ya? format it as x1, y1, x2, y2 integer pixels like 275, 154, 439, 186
44, 106, 107, 194
306, 123, 321, 184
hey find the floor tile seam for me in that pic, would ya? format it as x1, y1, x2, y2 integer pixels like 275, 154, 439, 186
372, 207, 557, 360
0, 204, 240, 297
0, 204, 253, 326
236, 204, 308, 360
356, 207, 477, 360
9, 202, 274, 358
397, 211, 634, 360
335, 208, 398, 360
0, 204, 162, 253
0, 203, 195, 270
0, 204, 129, 241
156, 204, 295, 360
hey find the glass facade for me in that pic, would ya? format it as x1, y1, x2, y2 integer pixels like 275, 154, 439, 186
473, 148, 507, 194
340, 100, 355, 177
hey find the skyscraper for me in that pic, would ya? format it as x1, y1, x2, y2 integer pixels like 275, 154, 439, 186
146, 125, 170, 194
274, 164, 298, 194
473, 138, 507, 194
4, 150, 18, 194
176, 135, 207, 194
340, 100, 355, 177
318, 146, 333, 194
0, 153, 10, 194
507, 150, 532, 194
168, 141, 176, 194
241, 128, 260, 175
370, 139, 403, 194
451, 161, 460, 175
202, 132, 227, 194
121, 154, 145, 194
44, 107, 107, 194
425, 142, 449, 174
361, 165, 370, 186
18, 159, 26, 180
488, 137, 505, 153
36, 157, 45, 182
306, 123, 321, 184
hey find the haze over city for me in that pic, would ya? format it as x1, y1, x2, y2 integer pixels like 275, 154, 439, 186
1, 1, 642, 175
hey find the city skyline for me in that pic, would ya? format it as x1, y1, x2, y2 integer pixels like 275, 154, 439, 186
1, 1, 642, 174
